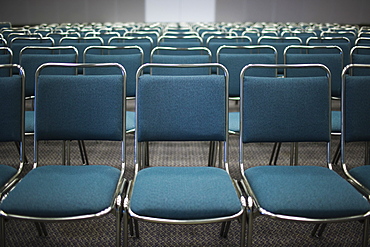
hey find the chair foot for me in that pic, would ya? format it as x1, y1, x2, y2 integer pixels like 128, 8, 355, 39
34, 222, 48, 237
220, 221, 231, 238
311, 223, 327, 238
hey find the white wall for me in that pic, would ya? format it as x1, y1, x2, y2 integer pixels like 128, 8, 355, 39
145, 0, 215, 23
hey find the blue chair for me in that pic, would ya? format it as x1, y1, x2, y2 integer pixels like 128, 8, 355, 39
83, 45, 144, 133
10, 37, 55, 65
258, 36, 302, 71
307, 36, 351, 66
0, 64, 25, 199
58, 37, 104, 64
350, 46, 370, 76
108, 36, 154, 69
206, 36, 252, 64
124, 30, 159, 47
157, 35, 203, 49
240, 64, 370, 247
0, 63, 128, 247
0, 47, 13, 77
341, 64, 370, 195
150, 46, 212, 75
124, 63, 246, 247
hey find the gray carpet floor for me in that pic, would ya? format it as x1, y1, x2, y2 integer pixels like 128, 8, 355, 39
0, 132, 369, 246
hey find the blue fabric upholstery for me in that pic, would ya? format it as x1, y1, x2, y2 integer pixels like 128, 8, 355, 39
126, 111, 135, 132
0, 165, 121, 217
344, 75, 370, 142
84, 53, 142, 97
130, 166, 241, 220
36, 75, 123, 141
25, 111, 34, 134
0, 54, 11, 77
151, 55, 210, 75
20, 54, 77, 97
350, 166, 370, 191
0, 76, 22, 142
245, 166, 370, 218
0, 165, 17, 188
285, 53, 342, 98
351, 54, 370, 76
219, 53, 276, 97
137, 75, 226, 141
229, 112, 239, 133
242, 76, 330, 143
109, 38, 152, 65
331, 110, 341, 133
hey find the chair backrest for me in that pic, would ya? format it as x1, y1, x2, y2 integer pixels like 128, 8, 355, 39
0, 64, 25, 144
355, 37, 370, 46
350, 46, 370, 76
124, 31, 159, 47
0, 47, 13, 77
20, 46, 78, 97
10, 37, 55, 64
258, 36, 303, 65
240, 64, 331, 145
217, 45, 277, 98
307, 36, 351, 66
59, 37, 104, 63
341, 64, 370, 144
108, 36, 153, 65
284, 45, 343, 98
0, 64, 25, 176
150, 47, 212, 75
157, 35, 203, 49
83, 45, 143, 98
34, 63, 126, 164
206, 36, 252, 63
135, 63, 228, 166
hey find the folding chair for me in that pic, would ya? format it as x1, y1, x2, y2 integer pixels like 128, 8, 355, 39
124, 63, 246, 247
0, 63, 128, 247
350, 46, 370, 76
240, 64, 370, 247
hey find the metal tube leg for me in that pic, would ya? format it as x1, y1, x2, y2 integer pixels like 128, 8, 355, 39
362, 218, 369, 247
0, 217, 5, 247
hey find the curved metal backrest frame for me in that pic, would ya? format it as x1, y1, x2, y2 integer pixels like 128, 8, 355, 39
34, 62, 127, 170
134, 63, 229, 173
0, 64, 26, 196
341, 64, 370, 197
239, 63, 332, 164
83, 45, 144, 64
150, 46, 212, 60
59, 36, 104, 45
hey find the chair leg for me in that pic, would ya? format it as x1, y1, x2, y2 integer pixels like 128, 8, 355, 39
77, 140, 89, 165
269, 142, 281, 166
362, 218, 369, 247
290, 142, 298, 165
14, 142, 29, 165
332, 142, 341, 165
365, 142, 370, 166
34, 222, 48, 237
220, 221, 231, 238
116, 206, 122, 247
208, 141, 217, 167
240, 209, 247, 247
311, 223, 327, 238
123, 211, 128, 247
0, 217, 5, 247
247, 205, 254, 247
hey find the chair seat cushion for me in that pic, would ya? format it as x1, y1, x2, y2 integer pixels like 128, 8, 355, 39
245, 165, 370, 218
126, 111, 135, 132
0, 164, 17, 188
349, 166, 370, 191
130, 166, 242, 220
0, 165, 121, 218
229, 112, 239, 133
